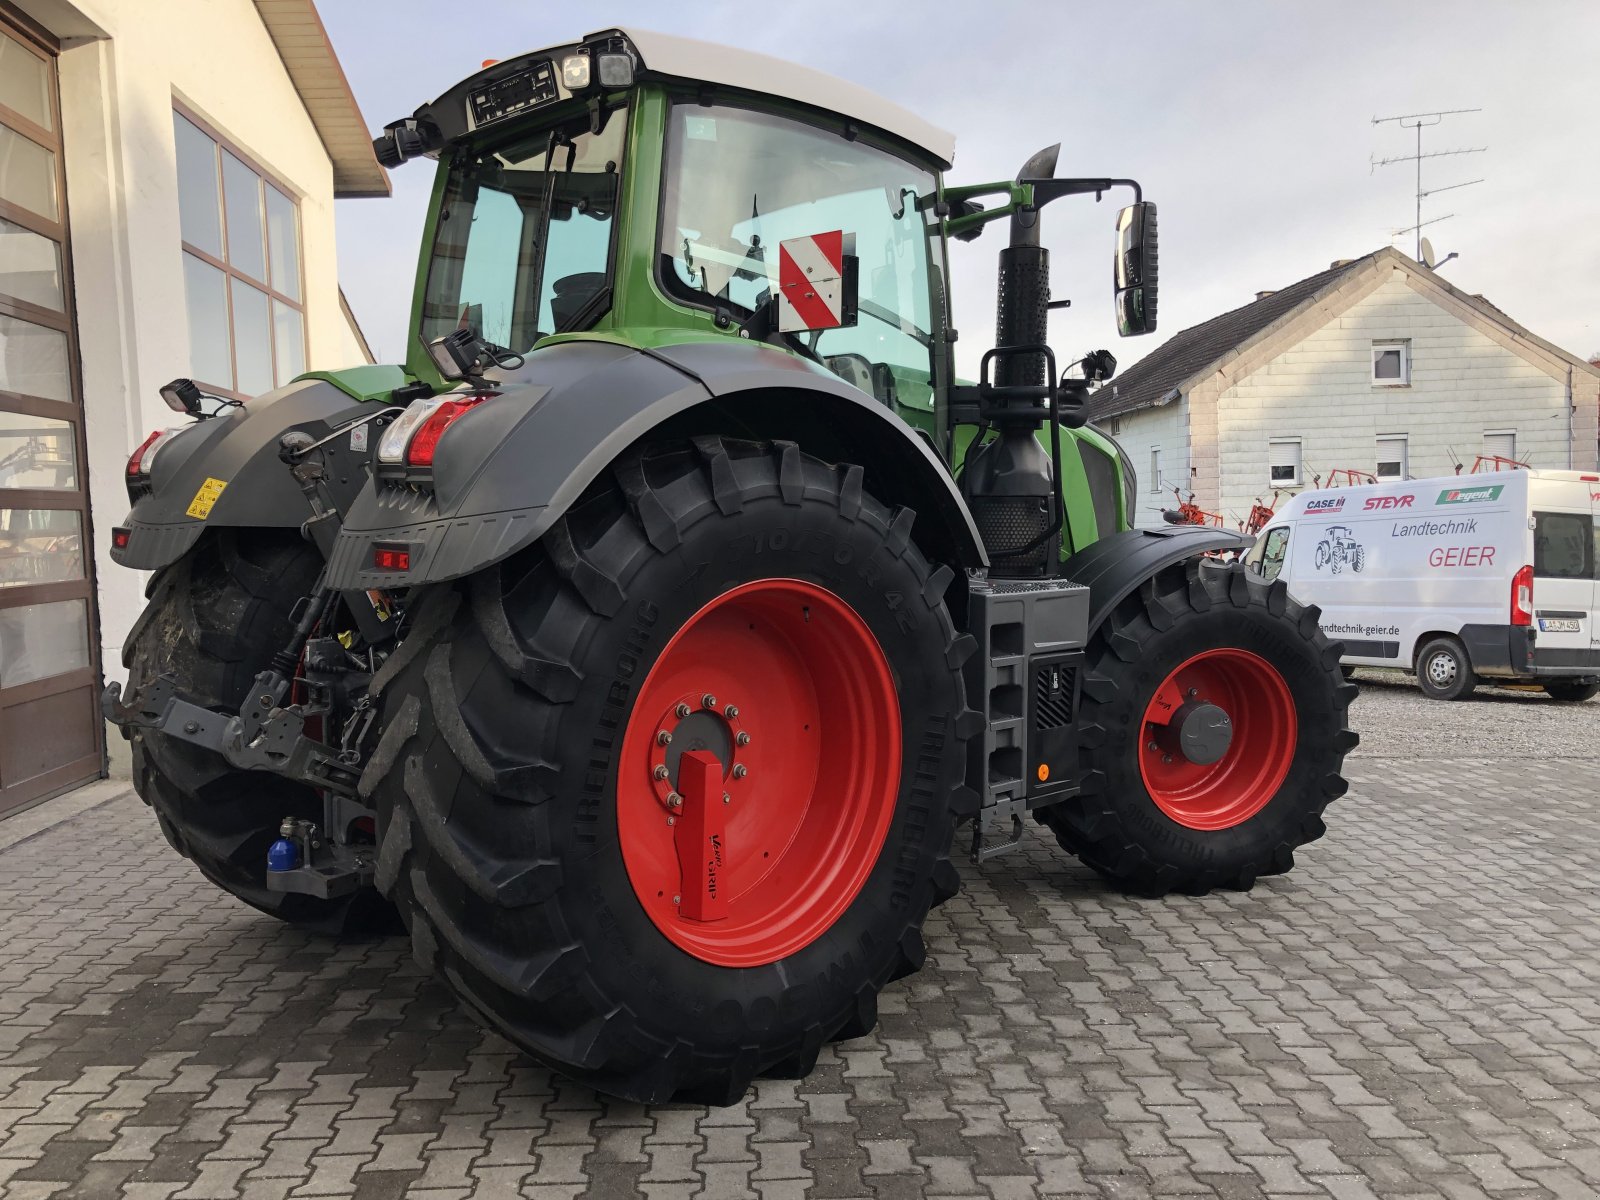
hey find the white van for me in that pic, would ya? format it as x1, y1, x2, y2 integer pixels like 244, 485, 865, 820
1244, 470, 1600, 701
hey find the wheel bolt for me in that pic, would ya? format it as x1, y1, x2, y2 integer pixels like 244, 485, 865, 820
1187, 688, 1199, 698
657, 730, 672, 746
736, 731, 751, 747
1147, 741, 1158, 752
702, 693, 718, 709
722, 793, 731, 805
732, 764, 748, 780
724, 704, 739, 719
672, 894, 681, 904
1161, 754, 1172, 764
674, 703, 691, 719
666, 816, 676, 827
653, 765, 669, 780
667, 792, 683, 809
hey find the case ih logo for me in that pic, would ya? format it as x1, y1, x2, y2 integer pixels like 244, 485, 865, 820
1305, 496, 1345, 512
1437, 484, 1505, 505
1363, 494, 1414, 511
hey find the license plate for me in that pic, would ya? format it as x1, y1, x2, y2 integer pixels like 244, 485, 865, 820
1539, 618, 1582, 633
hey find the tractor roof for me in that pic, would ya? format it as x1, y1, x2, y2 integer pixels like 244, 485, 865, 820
585, 27, 956, 166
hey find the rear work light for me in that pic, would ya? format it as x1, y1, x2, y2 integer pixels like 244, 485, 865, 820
1511, 564, 1534, 627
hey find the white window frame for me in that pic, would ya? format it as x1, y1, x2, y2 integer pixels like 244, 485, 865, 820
1269, 437, 1302, 488
1376, 434, 1408, 481
1371, 340, 1411, 387
1149, 447, 1162, 493
1483, 430, 1516, 466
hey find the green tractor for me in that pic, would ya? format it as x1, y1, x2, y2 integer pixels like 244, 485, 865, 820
105, 28, 1354, 1103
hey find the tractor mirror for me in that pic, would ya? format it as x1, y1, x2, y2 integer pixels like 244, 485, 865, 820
1114, 201, 1158, 336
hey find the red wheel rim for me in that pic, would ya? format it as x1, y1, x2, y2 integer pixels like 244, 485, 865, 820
1137, 648, 1297, 831
618, 579, 901, 967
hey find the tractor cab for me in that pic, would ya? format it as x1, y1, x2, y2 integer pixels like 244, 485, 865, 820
376, 28, 1154, 563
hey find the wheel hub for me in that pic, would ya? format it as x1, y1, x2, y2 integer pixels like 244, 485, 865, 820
647, 690, 746, 815
1165, 700, 1234, 765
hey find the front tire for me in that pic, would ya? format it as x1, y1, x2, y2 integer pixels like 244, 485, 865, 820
123, 530, 396, 935
1416, 635, 1476, 701
365, 438, 975, 1103
1040, 561, 1356, 895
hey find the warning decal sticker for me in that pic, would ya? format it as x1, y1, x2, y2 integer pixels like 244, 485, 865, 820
186, 477, 228, 519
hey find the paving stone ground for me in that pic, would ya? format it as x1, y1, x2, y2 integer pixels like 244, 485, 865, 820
3, 702, 1599, 1198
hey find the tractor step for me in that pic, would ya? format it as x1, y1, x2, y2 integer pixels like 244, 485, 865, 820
964, 576, 1089, 862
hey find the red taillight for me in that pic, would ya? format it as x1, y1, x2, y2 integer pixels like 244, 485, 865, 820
1511, 564, 1534, 626
128, 430, 165, 476
405, 399, 482, 467
372, 545, 411, 572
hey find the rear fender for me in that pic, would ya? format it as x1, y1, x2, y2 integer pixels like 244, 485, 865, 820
324, 340, 985, 589
1064, 527, 1253, 634
112, 380, 379, 570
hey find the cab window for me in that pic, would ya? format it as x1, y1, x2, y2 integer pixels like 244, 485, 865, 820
1534, 512, 1593, 579
1250, 526, 1291, 582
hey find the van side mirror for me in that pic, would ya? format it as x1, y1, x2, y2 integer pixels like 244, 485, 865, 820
1114, 202, 1158, 336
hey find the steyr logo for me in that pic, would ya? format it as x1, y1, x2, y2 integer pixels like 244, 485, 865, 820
1306, 496, 1345, 512
1437, 484, 1504, 505
1364, 494, 1414, 511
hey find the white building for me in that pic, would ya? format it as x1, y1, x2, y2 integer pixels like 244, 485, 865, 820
1093, 248, 1600, 531
1, 0, 385, 814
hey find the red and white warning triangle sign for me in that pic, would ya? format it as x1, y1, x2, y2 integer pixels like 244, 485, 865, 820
777, 230, 855, 333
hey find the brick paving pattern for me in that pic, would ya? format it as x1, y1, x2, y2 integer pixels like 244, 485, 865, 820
2, 756, 1597, 1198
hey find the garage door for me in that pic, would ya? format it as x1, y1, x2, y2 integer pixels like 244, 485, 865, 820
0, 12, 103, 814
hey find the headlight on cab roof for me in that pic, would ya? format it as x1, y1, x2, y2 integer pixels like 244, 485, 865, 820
560, 52, 590, 91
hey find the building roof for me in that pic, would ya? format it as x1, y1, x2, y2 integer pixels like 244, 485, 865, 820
1091, 255, 1373, 421
1092, 247, 1600, 423
253, 0, 389, 197
590, 28, 957, 166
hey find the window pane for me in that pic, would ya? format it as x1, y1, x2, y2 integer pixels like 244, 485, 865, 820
0, 312, 70, 401
182, 253, 233, 390
173, 113, 222, 257
0, 508, 82, 587
0, 597, 89, 687
0, 34, 52, 131
231, 278, 272, 396
0, 411, 76, 490
222, 151, 266, 281
272, 299, 304, 384
0, 124, 57, 220
1373, 350, 1402, 380
0, 216, 63, 310
265, 186, 300, 301
1534, 512, 1591, 580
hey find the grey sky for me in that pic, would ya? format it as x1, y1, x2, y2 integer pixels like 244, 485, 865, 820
324, 1, 1600, 374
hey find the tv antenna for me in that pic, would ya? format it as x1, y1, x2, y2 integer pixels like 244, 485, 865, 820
1371, 108, 1485, 260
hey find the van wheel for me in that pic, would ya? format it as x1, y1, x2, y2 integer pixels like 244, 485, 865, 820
1416, 636, 1476, 701
1543, 679, 1599, 703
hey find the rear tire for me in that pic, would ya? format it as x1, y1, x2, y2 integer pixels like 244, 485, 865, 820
1416, 635, 1476, 701
1543, 679, 1599, 703
1039, 561, 1356, 896
123, 530, 396, 935
364, 438, 975, 1103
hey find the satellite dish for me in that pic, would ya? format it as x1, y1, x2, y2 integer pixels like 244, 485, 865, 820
1419, 237, 1436, 267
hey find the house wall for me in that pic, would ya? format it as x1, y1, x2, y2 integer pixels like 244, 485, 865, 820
21, 0, 360, 692
1212, 266, 1600, 521
1108, 402, 1191, 529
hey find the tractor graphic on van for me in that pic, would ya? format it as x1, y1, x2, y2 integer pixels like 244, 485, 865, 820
1314, 525, 1366, 574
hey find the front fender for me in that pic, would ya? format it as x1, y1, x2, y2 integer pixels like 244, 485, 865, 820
1064, 526, 1252, 634
111, 380, 379, 570
324, 340, 985, 589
